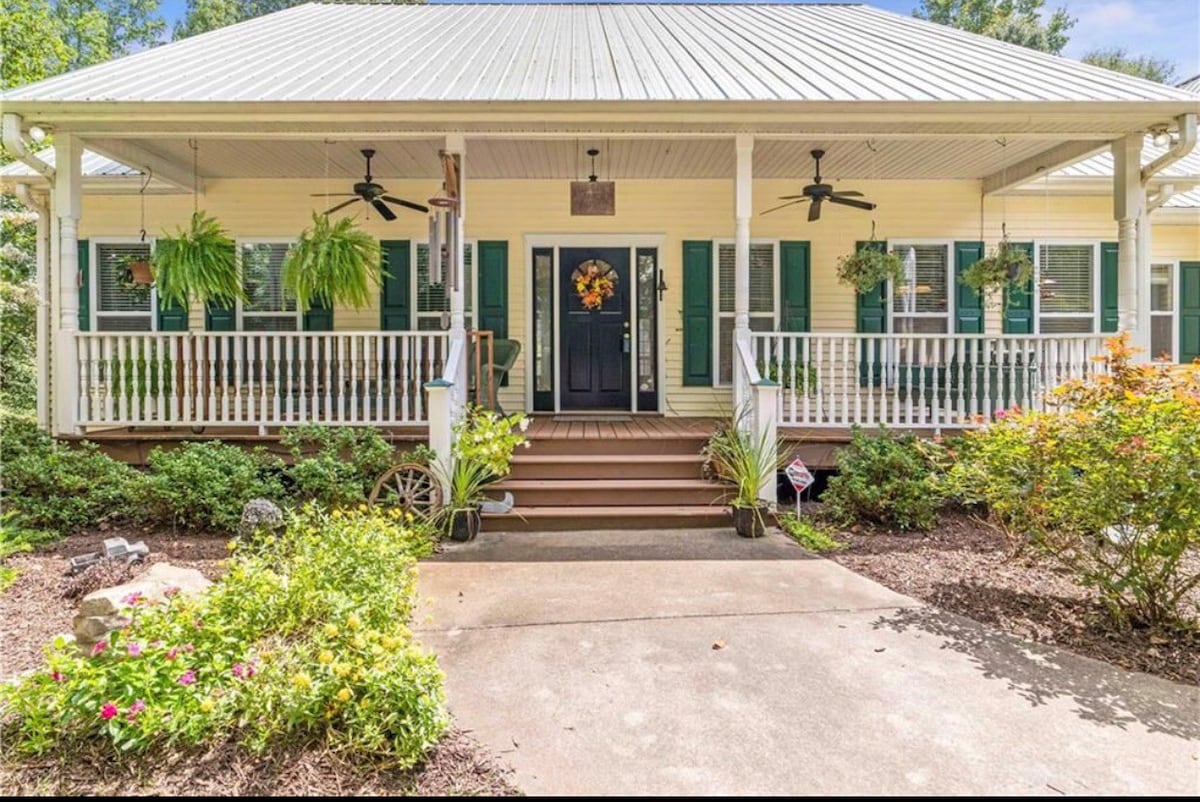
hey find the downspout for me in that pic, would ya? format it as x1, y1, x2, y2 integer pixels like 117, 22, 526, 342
13, 183, 51, 430
1142, 114, 1198, 185
1, 114, 55, 180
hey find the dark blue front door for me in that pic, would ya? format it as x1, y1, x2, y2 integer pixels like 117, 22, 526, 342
560, 247, 631, 410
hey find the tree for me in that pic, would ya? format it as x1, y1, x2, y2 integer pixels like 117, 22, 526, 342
0, 0, 73, 89
53, 0, 167, 69
1082, 48, 1177, 84
915, 0, 1075, 55
175, 0, 423, 40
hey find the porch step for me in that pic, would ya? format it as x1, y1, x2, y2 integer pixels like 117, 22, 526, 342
523, 435, 709, 457
491, 478, 731, 507
482, 505, 730, 532
508, 453, 707, 480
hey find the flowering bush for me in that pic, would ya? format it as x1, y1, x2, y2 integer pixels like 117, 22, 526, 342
452, 406, 529, 479
953, 336, 1200, 629
1, 506, 446, 762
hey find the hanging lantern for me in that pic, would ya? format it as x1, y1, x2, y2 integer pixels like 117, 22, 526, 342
571, 147, 615, 215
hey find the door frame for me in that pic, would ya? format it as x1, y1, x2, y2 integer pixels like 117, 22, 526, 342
524, 234, 666, 414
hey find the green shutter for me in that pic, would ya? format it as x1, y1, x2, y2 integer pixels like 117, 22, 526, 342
779, 241, 810, 333
157, 299, 188, 331
1100, 241, 1119, 333
476, 241, 508, 338
205, 302, 236, 331
682, 240, 713, 386
1180, 262, 1200, 364
78, 239, 90, 331
954, 241, 984, 334
303, 295, 333, 331
855, 241, 887, 386
1002, 242, 1035, 334
379, 240, 411, 331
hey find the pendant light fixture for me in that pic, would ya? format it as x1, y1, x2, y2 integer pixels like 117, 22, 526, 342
571, 146, 615, 215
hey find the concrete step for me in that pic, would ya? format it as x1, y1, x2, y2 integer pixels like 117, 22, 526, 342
492, 478, 732, 507
508, 453, 707, 480
482, 505, 731, 532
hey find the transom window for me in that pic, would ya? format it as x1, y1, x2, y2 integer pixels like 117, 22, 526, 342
1151, 262, 1176, 361
889, 242, 951, 334
1037, 243, 1097, 334
93, 240, 156, 331
239, 241, 300, 331
415, 241, 474, 331
715, 241, 776, 385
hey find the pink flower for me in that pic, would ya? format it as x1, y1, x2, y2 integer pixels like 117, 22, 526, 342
127, 699, 146, 721
50, 671, 65, 683
245, 662, 256, 678
166, 647, 179, 661
100, 702, 119, 720
178, 670, 196, 686
150, 640, 164, 649
126, 642, 142, 657
163, 586, 180, 599
121, 591, 143, 606
994, 409, 1007, 419
90, 640, 108, 657
231, 663, 246, 679
182, 643, 195, 654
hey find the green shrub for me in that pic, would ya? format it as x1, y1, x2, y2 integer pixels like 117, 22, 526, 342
778, 513, 844, 552
0, 281, 37, 414
280, 426, 398, 508
822, 426, 946, 531
0, 506, 445, 762
953, 336, 1200, 630
137, 442, 284, 532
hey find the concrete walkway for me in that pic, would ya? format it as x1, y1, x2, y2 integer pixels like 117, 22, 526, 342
416, 529, 1200, 796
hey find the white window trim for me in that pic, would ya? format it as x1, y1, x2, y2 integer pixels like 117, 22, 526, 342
1033, 240, 1102, 334
413, 239, 478, 330
235, 237, 301, 331
712, 238, 779, 388
90, 236, 159, 332
1150, 258, 1180, 362
885, 239, 955, 334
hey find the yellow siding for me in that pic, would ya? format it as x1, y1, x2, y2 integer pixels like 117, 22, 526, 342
77, 179, 1200, 418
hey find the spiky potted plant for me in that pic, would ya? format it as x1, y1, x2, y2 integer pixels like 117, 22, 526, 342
703, 414, 789, 538
283, 212, 383, 312
437, 406, 530, 542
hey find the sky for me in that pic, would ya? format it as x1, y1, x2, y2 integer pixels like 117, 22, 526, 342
153, 0, 1199, 79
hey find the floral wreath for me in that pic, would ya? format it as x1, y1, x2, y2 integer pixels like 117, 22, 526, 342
572, 260, 617, 310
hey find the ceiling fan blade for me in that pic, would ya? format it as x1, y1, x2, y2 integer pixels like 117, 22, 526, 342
827, 195, 877, 211
324, 197, 362, 215
311, 193, 361, 197
776, 194, 807, 200
808, 198, 822, 222
371, 198, 398, 221
382, 195, 430, 214
760, 198, 809, 216
831, 190, 864, 197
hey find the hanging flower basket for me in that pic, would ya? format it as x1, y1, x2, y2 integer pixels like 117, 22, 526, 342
959, 239, 1033, 299
114, 254, 155, 301
572, 259, 617, 310
835, 245, 904, 294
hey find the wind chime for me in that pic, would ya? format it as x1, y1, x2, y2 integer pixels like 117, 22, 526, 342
427, 151, 461, 324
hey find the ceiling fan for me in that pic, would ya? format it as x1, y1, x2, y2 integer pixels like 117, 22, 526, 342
313, 148, 429, 221
761, 149, 876, 221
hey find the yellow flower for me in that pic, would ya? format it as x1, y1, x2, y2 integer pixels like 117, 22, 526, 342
324, 624, 339, 638
259, 650, 274, 663
226, 540, 238, 552
346, 614, 361, 631
405, 512, 414, 523
336, 687, 353, 703
292, 673, 312, 690
359, 698, 370, 710
381, 635, 398, 650
199, 698, 216, 713
357, 503, 367, 512
331, 509, 342, 519
351, 635, 366, 650
318, 650, 334, 664
333, 662, 351, 678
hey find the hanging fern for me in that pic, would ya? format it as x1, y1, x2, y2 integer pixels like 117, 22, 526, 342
154, 211, 242, 310
836, 245, 905, 294
283, 213, 383, 312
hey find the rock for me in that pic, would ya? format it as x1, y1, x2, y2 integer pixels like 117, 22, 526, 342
240, 498, 284, 535
73, 563, 212, 654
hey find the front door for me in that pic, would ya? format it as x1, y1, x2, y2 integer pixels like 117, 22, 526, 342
560, 247, 631, 410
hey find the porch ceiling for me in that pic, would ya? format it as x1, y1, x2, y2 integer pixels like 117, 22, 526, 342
78, 135, 1090, 182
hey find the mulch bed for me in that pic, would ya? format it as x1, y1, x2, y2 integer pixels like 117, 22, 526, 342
0, 526, 519, 797
823, 508, 1200, 686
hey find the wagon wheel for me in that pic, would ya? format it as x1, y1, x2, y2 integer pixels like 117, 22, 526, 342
368, 462, 440, 522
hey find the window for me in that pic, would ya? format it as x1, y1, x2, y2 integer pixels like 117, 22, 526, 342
1151, 262, 1176, 361
532, 248, 554, 408
94, 241, 155, 331
240, 241, 299, 331
889, 243, 950, 334
415, 242, 474, 331
1037, 243, 1096, 333
715, 242, 775, 385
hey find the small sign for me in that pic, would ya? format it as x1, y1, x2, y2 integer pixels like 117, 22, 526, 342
570, 181, 616, 215
785, 458, 814, 493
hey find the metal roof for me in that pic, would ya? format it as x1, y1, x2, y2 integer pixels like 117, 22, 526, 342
5, 3, 1195, 104
0, 148, 138, 178
1179, 74, 1200, 95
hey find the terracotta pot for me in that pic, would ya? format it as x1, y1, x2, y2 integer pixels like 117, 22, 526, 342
127, 260, 154, 286
731, 504, 766, 539
448, 508, 481, 542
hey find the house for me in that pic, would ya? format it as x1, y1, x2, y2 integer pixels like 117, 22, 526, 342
3, 3, 1197, 527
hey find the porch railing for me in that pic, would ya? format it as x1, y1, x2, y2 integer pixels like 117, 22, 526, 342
749, 332, 1110, 430
76, 331, 450, 429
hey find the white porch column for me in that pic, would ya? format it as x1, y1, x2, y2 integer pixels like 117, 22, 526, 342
35, 196, 50, 431
734, 134, 753, 334
1112, 134, 1147, 355
444, 133, 468, 403
53, 134, 83, 435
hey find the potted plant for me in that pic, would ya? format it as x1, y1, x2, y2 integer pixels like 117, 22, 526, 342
835, 244, 905, 294
960, 239, 1033, 299
114, 253, 155, 303
153, 211, 243, 309
703, 414, 789, 538
438, 406, 530, 542
283, 212, 383, 312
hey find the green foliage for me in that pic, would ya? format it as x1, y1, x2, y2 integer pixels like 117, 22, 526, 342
952, 337, 1200, 629
1082, 47, 1177, 84
0, 506, 446, 761
835, 246, 905, 294
823, 427, 947, 531
0, 280, 38, 413
282, 213, 383, 313
915, 0, 1075, 54
0, 512, 59, 590
0, 0, 73, 88
439, 407, 529, 511
153, 211, 243, 311
959, 240, 1033, 299
779, 513, 844, 552
1, 197, 38, 282
703, 412, 789, 509
280, 425, 397, 508
136, 442, 284, 531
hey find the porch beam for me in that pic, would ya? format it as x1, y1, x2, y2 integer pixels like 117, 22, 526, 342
73, 130, 1123, 142
980, 140, 1108, 195
53, 134, 83, 435
83, 138, 203, 194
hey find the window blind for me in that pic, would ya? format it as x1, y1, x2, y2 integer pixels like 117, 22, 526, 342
1039, 244, 1094, 314
717, 243, 773, 314
241, 243, 295, 313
